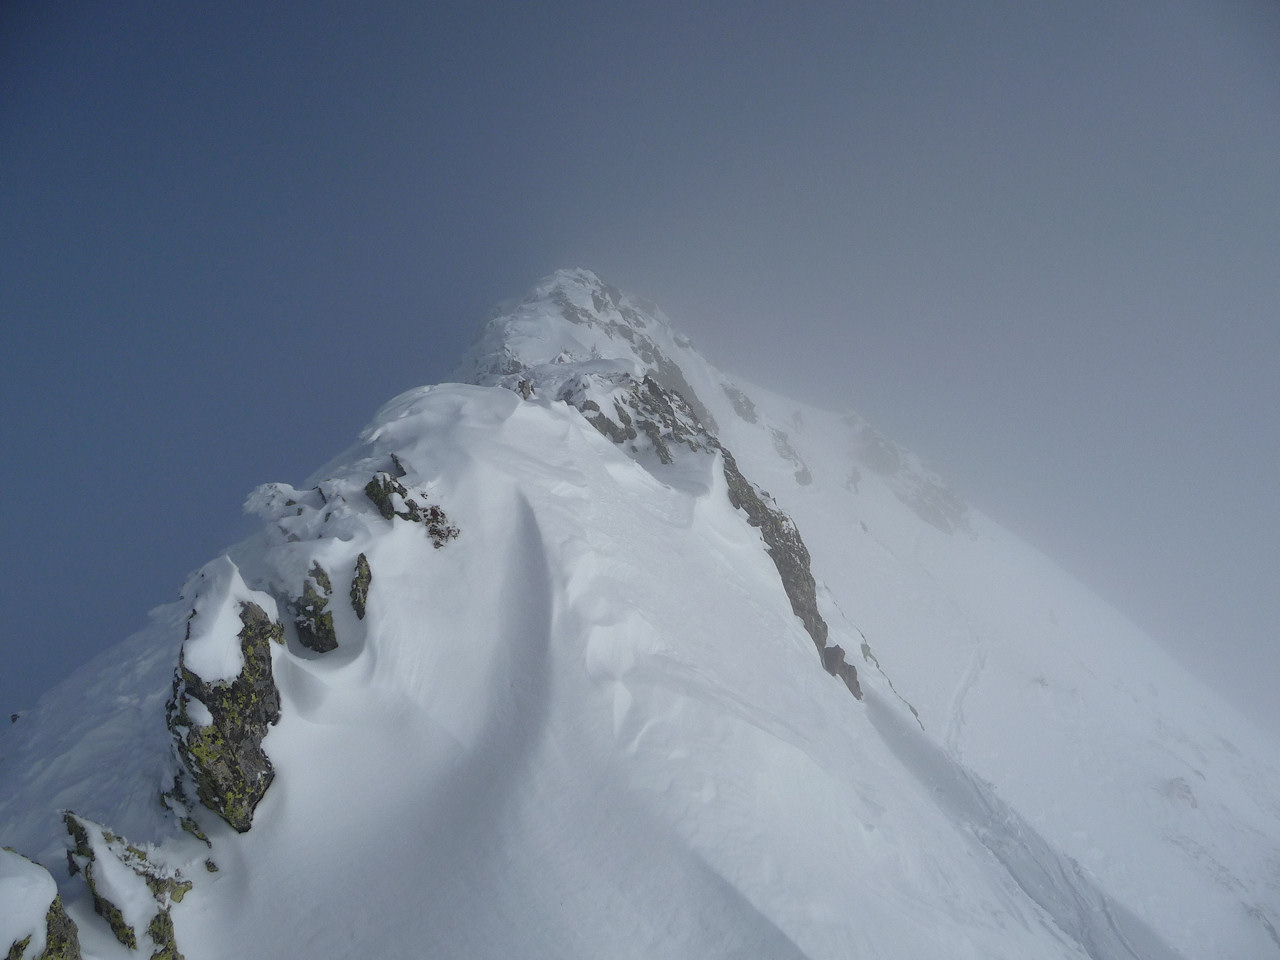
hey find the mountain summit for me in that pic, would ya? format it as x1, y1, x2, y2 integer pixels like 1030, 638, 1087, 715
2, 270, 1278, 959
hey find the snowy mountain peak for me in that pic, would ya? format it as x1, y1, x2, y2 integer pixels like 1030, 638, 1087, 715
456, 267, 719, 431
2, 272, 1279, 960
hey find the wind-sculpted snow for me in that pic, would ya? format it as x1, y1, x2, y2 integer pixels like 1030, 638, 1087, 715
2, 269, 1279, 958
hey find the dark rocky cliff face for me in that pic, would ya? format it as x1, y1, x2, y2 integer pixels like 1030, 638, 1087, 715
547, 369, 859, 700
166, 601, 283, 834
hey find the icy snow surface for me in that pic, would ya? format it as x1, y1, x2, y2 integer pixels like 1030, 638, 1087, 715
2, 268, 1278, 959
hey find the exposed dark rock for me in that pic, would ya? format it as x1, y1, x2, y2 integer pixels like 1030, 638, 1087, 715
64, 814, 188, 959
166, 602, 283, 833
559, 371, 852, 696
294, 562, 338, 653
146, 911, 183, 960
720, 449, 833, 663
39, 895, 80, 960
821, 645, 864, 698
422, 504, 460, 548
350, 553, 372, 620
364, 473, 460, 547
364, 473, 405, 521
722, 382, 758, 423
650, 354, 717, 434
64, 815, 134, 949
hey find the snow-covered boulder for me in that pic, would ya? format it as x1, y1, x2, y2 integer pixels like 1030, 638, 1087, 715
0, 847, 79, 960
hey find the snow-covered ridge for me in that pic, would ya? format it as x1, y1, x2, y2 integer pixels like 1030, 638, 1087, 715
1, 270, 1278, 960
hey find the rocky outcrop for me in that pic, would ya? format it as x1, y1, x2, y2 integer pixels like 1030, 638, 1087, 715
166, 599, 283, 833
719, 448, 829, 654
64, 814, 187, 959
293, 562, 338, 653
1, 847, 80, 960
553, 369, 856, 698
721, 382, 758, 423
350, 553, 372, 620
821, 645, 863, 699
364, 473, 460, 547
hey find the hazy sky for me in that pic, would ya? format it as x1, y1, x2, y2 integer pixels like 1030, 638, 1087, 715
3, 2, 1278, 734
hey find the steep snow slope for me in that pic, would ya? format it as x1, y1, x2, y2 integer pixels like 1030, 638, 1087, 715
1, 269, 1276, 959
460, 269, 1280, 958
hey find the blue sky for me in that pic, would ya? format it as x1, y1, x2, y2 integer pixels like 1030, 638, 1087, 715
2, 1, 1278, 732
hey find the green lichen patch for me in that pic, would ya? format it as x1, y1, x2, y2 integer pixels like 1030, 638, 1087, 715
38, 895, 81, 960
350, 553, 372, 619
364, 473, 405, 521
167, 602, 283, 833
92, 882, 135, 949
178, 817, 209, 846
146, 911, 183, 960
293, 562, 337, 653
2, 848, 81, 960
1, 884, 80, 960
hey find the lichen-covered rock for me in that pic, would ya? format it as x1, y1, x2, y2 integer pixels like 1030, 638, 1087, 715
167, 598, 283, 833
364, 472, 459, 547
1, 847, 80, 960
364, 472, 408, 521
37, 895, 79, 960
146, 910, 183, 960
293, 562, 338, 652
350, 553, 372, 620
63, 814, 186, 957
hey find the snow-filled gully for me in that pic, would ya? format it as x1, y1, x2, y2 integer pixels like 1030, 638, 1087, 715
865, 691, 1187, 960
